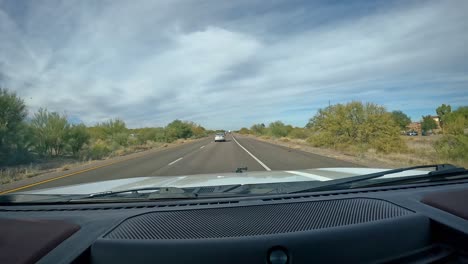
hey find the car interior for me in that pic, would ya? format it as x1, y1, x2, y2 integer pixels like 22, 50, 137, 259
1, 176, 467, 264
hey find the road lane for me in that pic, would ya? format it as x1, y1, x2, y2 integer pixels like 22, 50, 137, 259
152, 136, 265, 176
24, 137, 213, 190
233, 135, 360, 170
20, 134, 361, 191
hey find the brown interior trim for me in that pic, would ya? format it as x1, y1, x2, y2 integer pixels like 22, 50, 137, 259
0, 218, 80, 264
421, 188, 468, 221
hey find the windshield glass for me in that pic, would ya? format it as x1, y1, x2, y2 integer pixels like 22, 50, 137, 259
1, 1, 467, 202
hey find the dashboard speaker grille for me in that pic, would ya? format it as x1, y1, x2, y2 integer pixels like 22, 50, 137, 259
105, 198, 412, 239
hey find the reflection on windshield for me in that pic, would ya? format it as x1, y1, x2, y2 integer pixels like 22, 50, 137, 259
0, 1, 467, 201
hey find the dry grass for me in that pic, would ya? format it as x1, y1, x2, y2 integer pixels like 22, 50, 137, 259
0, 159, 91, 184
0, 165, 43, 184
362, 136, 464, 167
245, 134, 467, 169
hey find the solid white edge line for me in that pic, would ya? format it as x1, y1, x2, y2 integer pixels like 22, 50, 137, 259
168, 157, 183, 166
284, 171, 332, 181
232, 136, 271, 171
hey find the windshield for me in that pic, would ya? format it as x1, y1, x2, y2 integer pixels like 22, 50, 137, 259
1, 1, 467, 202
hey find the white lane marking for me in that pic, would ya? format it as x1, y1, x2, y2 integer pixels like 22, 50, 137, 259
168, 157, 183, 166
284, 171, 332, 181
200, 146, 205, 149
232, 136, 271, 171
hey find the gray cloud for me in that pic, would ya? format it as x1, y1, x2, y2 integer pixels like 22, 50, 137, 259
0, 0, 467, 129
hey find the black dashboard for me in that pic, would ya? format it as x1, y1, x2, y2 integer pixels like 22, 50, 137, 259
1, 180, 468, 264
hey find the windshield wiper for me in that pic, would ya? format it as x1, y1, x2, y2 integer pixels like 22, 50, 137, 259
77, 184, 253, 201
288, 164, 467, 194
79, 187, 198, 200
0, 185, 254, 204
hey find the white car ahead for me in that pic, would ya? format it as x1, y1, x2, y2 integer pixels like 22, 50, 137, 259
214, 133, 226, 142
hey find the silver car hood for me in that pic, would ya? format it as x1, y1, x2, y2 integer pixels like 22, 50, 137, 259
21, 167, 429, 195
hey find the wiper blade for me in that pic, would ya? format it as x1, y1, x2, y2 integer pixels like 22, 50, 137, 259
353, 166, 468, 188
289, 164, 466, 194
82, 187, 197, 200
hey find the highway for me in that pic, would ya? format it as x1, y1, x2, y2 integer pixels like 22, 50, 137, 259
23, 134, 360, 190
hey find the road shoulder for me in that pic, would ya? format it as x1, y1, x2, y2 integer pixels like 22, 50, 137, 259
234, 134, 398, 168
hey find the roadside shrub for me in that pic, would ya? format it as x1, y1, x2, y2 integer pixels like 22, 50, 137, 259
288, 128, 310, 139
112, 149, 126, 157
166, 120, 193, 140
128, 135, 139, 146
306, 101, 406, 153
238, 128, 250, 134
0, 88, 30, 166
250, 123, 267, 135
67, 124, 90, 156
444, 114, 466, 135
30, 108, 70, 157
88, 140, 111, 160
268, 121, 292, 138
434, 135, 468, 165
134, 127, 167, 143
189, 123, 207, 138
109, 141, 122, 152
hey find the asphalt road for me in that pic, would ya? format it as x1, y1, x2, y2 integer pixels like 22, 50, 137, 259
25, 134, 359, 190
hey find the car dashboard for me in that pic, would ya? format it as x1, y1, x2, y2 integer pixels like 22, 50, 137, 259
1, 180, 468, 264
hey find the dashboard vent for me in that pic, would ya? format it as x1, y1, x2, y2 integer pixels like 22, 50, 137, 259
104, 198, 412, 240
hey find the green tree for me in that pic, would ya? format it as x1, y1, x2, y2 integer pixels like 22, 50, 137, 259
288, 127, 310, 139
90, 119, 129, 147
268, 121, 292, 137
434, 135, 468, 166
250, 123, 266, 135
31, 108, 70, 157
421, 115, 437, 133
238, 127, 250, 134
307, 101, 405, 153
444, 115, 465, 135
86, 126, 107, 141
444, 106, 468, 135
452, 106, 468, 123
0, 88, 30, 165
186, 122, 207, 138
99, 119, 127, 140
391, 110, 411, 130
67, 124, 90, 156
133, 127, 166, 144
436, 104, 452, 130
166, 120, 193, 141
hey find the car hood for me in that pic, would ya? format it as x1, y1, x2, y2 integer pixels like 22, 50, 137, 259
20, 167, 429, 195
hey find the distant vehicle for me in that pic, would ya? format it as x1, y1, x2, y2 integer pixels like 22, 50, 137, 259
214, 133, 226, 142
406, 131, 418, 136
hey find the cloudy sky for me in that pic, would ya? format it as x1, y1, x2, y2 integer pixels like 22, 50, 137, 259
0, 0, 467, 129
